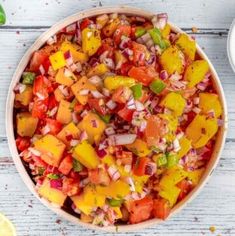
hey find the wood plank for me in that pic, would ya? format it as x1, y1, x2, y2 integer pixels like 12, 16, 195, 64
1, 0, 235, 29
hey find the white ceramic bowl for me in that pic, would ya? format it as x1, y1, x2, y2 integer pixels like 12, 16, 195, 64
227, 19, 235, 72
6, 6, 228, 232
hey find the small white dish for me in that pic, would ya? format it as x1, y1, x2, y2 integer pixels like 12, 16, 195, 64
227, 19, 235, 72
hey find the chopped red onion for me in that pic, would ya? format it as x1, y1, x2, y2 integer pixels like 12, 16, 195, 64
47, 35, 57, 45
119, 37, 131, 50
123, 125, 130, 130
126, 177, 135, 191
99, 50, 109, 62
160, 70, 169, 80
197, 82, 207, 91
105, 127, 115, 136
141, 32, 151, 42
80, 109, 88, 118
102, 88, 110, 97
35, 92, 46, 100
135, 16, 146, 22
146, 39, 154, 49
66, 23, 77, 33
103, 58, 115, 69
145, 162, 157, 176
41, 124, 51, 135
127, 97, 136, 110
139, 120, 147, 132
173, 138, 181, 152
193, 97, 200, 105
135, 101, 145, 111
28, 147, 41, 156
176, 131, 184, 140
152, 13, 168, 29
72, 112, 79, 124
136, 37, 144, 44
88, 75, 102, 86
58, 85, 69, 97
192, 107, 201, 114
50, 179, 62, 189
80, 130, 88, 141
70, 139, 79, 147
217, 119, 224, 126
79, 89, 89, 95
64, 51, 73, 66
146, 53, 156, 65
108, 134, 137, 146
91, 119, 98, 128
39, 64, 45, 75
122, 48, 133, 57
96, 149, 107, 158
91, 90, 104, 98
106, 100, 117, 110
48, 106, 58, 117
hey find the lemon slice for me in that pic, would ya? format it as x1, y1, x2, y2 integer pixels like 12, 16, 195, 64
0, 213, 16, 236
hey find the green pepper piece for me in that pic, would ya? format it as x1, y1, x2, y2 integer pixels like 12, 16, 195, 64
47, 173, 60, 179
135, 27, 146, 38
148, 28, 167, 49
108, 198, 124, 207
149, 79, 166, 94
22, 72, 36, 85
0, 5, 6, 25
99, 114, 111, 123
157, 155, 167, 167
73, 159, 83, 172
69, 98, 77, 111
131, 83, 142, 99
166, 154, 179, 168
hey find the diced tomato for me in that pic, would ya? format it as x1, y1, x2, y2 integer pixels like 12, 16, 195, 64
31, 155, 48, 168
29, 50, 48, 72
41, 58, 51, 74
80, 18, 93, 31
113, 25, 131, 45
120, 62, 133, 76
128, 197, 153, 224
48, 94, 58, 110
112, 86, 131, 104
116, 151, 133, 165
69, 170, 81, 181
132, 42, 147, 66
88, 168, 110, 186
128, 66, 154, 86
133, 157, 150, 176
58, 155, 73, 175
153, 198, 171, 220
62, 177, 80, 196
33, 75, 52, 99
74, 103, 84, 113
96, 41, 114, 58
139, 89, 150, 103
88, 98, 106, 115
117, 106, 134, 122
16, 136, 31, 151
31, 97, 49, 119
177, 179, 193, 201
45, 118, 62, 135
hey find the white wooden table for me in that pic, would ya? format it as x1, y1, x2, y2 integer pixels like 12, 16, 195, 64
0, 1, 235, 235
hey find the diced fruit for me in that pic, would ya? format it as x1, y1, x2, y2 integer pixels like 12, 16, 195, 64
31, 97, 49, 119
88, 168, 110, 186
62, 177, 80, 196
112, 86, 132, 104
38, 178, 66, 206
72, 140, 100, 169
54, 87, 65, 102
16, 136, 30, 151
177, 179, 192, 201
102, 18, 120, 37
88, 98, 106, 115
71, 76, 96, 105
96, 14, 109, 29
77, 112, 106, 144
16, 112, 38, 137
160, 92, 186, 116
113, 25, 131, 44
133, 157, 150, 176
29, 50, 48, 72
159, 46, 185, 75
187, 168, 205, 185
159, 185, 181, 207
87, 63, 109, 77
132, 42, 148, 66
114, 50, 127, 68
186, 114, 218, 148
161, 24, 171, 38
149, 79, 166, 94
184, 60, 209, 88
126, 139, 151, 157
49, 51, 66, 70
55, 68, 77, 86
199, 93, 222, 118
82, 28, 101, 56
34, 134, 66, 167
58, 155, 73, 175
104, 75, 136, 90
117, 106, 134, 122
56, 100, 72, 124
57, 122, 80, 146
15, 85, 33, 106
45, 118, 62, 135
153, 198, 171, 220
175, 33, 196, 60
177, 136, 192, 158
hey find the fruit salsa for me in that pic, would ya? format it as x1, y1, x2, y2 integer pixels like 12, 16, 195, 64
14, 12, 223, 226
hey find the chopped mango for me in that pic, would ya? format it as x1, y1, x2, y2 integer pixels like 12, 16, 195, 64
60, 40, 88, 63
34, 134, 66, 167
175, 33, 196, 60
56, 100, 72, 124
161, 23, 171, 39
159, 45, 185, 75
132, 175, 150, 193
38, 178, 67, 206
111, 207, 122, 219
71, 76, 96, 105
55, 68, 77, 87
72, 140, 100, 169
104, 76, 136, 90
16, 112, 38, 137
49, 51, 66, 70
15, 85, 33, 106
199, 93, 222, 118
184, 60, 209, 88
102, 18, 120, 37
126, 139, 151, 157
87, 63, 109, 77
82, 28, 101, 56
54, 87, 65, 102
187, 168, 205, 185
186, 114, 218, 148
159, 185, 181, 207
159, 114, 178, 141
177, 136, 192, 158
57, 122, 80, 146
77, 112, 106, 144
160, 92, 186, 116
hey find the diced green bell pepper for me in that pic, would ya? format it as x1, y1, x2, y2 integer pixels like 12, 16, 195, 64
148, 28, 168, 50
135, 27, 146, 38
157, 155, 168, 167
149, 79, 166, 94
166, 154, 179, 168
22, 72, 36, 85
47, 173, 60, 179
99, 114, 111, 124
131, 83, 142, 99
73, 158, 83, 172
107, 198, 124, 207
0, 5, 6, 25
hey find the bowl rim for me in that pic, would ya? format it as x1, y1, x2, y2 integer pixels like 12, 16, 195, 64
5, 5, 228, 232
227, 19, 235, 73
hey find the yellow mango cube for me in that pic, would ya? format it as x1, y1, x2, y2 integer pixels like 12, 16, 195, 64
49, 51, 66, 70
104, 76, 136, 91
126, 139, 151, 157
184, 60, 209, 88
16, 112, 38, 137
199, 93, 222, 118
72, 140, 100, 169
55, 68, 77, 87
56, 100, 72, 124
71, 76, 96, 105
87, 63, 109, 77
82, 28, 101, 56
161, 23, 171, 38
177, 136, 192, 158
38, 178, 67, 206
15, 85, 33, 106
34, 134, 66, 167
159, 185, 181, 207
77, 112, 106, 144
160, 92, 186, 116
102, 18, 120, 37
54, 87, 65, 102
187, 168, 205, 185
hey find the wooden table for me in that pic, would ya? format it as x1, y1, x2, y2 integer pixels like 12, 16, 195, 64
0, 1, 235, 235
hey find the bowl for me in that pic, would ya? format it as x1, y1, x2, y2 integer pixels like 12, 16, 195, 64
227, 19, 235, 72
6, 6, 228, 232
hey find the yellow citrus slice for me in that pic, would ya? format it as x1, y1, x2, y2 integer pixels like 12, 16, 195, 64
0, 213, 16, 236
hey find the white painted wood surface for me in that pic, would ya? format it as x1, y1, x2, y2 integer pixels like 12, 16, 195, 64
0, 1, 235, 235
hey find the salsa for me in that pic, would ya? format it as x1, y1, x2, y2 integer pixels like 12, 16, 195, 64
13, 12, 223, 226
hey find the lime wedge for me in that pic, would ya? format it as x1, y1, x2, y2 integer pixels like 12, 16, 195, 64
0, 213, 16, 236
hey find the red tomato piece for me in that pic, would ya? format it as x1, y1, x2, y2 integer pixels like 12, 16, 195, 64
80, 18, 93, 31
153, 198, 171, 220
31, 97, 49, 119
16, 136, 31, 151
96, 42, 114, 58
48, 94, 58, 110
120, 62, 133, 76
29, 50, 48, 72
113, 25, 131, 45
117, 106, 134, 122
45, 118, 62, 135
132, 42, 147, 66
58, 155, 73, 175
88, 98, 106, 115
33, 75, 52, 99
74, 103, 84, 113
177, 179, 193, 201
112, 86, 131, 104
62, 177, 80, 196
133, 157, 150, 176
128, 197, 153, 224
